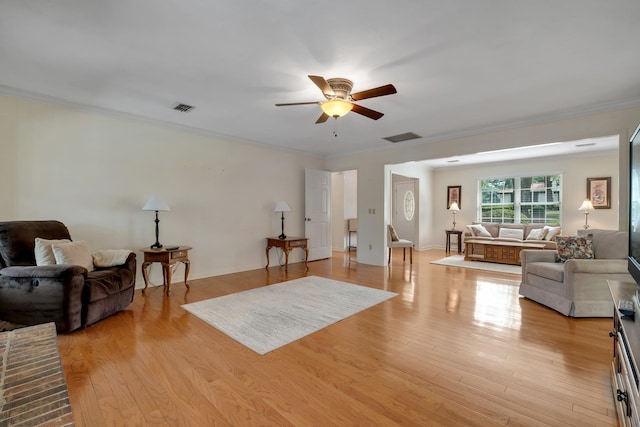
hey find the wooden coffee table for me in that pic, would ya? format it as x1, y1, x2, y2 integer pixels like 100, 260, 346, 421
464, 240, 546, 265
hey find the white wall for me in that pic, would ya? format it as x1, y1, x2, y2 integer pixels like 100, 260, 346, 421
0, 95, 323, 286
326, 106, 640, 266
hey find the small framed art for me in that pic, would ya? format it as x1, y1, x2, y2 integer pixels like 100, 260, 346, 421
587, 177, 611, 209
447, 186, 461, 209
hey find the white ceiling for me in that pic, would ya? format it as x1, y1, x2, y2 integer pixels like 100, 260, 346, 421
1, 1, 640, 159
422, 135, 620, 169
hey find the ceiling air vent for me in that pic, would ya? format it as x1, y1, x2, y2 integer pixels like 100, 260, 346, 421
383, 132, 422, 143
173, 103, 194, 112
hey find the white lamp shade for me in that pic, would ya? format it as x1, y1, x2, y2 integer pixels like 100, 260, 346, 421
578, 199, 594, 211
449, 201, 460, 211
274, 201, 291, 213
142, 196, 170, 212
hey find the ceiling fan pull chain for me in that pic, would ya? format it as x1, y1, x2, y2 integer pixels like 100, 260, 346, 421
332, 117, 338, 138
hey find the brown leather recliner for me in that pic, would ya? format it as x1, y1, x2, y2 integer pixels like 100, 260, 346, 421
0, 220, 136, 332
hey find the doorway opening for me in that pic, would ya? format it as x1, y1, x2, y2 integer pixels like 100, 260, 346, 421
331, 170, 358, 256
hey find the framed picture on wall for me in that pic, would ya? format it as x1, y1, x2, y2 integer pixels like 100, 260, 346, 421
587, 177, 611, 209
447, 185, 461, 209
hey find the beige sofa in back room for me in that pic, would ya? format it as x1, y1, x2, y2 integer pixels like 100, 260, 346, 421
464, 222, 561, 256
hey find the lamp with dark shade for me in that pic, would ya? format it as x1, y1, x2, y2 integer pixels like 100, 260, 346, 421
143, 196, 170, 248
274, 201, 291, 239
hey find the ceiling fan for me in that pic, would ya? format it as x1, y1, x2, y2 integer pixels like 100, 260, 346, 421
275, 75, 397, 124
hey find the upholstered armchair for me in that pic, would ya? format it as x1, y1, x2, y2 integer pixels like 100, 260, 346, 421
0, 220, 136, 332
387, 224, 414, 264
519, 229, 632, 317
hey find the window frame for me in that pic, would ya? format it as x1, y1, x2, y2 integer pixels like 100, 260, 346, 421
478, 174, 562, 224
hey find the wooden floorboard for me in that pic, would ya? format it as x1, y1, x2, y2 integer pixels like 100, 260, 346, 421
57, 249, 617, 426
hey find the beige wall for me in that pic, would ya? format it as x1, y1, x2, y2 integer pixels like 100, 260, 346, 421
0, 95, 323, 286
2, 93, 639, 272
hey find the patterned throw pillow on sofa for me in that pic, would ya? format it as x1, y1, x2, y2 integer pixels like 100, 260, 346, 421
555, 235, 594, 262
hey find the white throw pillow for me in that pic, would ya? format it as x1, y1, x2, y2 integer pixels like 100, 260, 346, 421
51, 240, 94, 272
468, 224, 491, 237
34, 237, 71, 266
543, 226, 562, 241
526, 228, 548, 240
498, 228, 524, 240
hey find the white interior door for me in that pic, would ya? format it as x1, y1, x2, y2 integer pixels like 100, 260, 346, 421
305, 168, 332, 261
393, 180, 417, 242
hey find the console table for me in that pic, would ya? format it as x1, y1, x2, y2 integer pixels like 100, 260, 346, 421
141, 246, 191, 295
265, 237, 309, 272
608, 280, 640, 426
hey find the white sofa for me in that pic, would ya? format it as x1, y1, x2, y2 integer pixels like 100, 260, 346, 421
519, 229, 632, 317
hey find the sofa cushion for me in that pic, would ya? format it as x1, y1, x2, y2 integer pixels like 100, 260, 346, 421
34, 238, 71, 266
473, 222, 499, 237
467, 224, 492, 237
577, 229, 627, 259
555, 235, 594, 262
499, 228, 524, 240
52, 240, 95, 272
526, 228, 548, 240
527, 262, 565, 282
524, 224, 545, 238
543, 226, 562, 241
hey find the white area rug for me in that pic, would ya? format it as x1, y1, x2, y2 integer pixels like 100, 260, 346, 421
431, 255, 522, 275
181, 276, 397, 355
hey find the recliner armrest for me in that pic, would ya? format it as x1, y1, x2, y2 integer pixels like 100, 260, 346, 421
1, 264, 87, 279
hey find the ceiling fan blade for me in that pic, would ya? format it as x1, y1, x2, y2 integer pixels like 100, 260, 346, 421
275, 101, 320, 107
315, 113, 330, 124
308, 75, 335, 97
351, 104, 384, 120
350, 84, 397, 101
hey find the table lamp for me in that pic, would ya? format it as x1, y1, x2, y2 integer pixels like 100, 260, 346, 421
578, 199, 594, 229
274, 201, 291, 239
449, 201, 460, 230
143, 196, 170, 248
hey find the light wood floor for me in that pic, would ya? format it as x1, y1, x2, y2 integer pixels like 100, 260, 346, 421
57, 249, 617, 426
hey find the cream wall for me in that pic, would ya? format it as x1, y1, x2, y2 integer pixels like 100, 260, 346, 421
2, 93, 639, 272
432, 152, 620, 249
0, 95, 323, 286
327, 106, 640, 266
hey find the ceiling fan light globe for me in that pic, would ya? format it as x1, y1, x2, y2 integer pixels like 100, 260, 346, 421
320, 100, 353, 118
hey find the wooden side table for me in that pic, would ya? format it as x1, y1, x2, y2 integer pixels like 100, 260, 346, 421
140, 246, 192, 295
265, 237, 309, 272
445, 230, 463, 254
